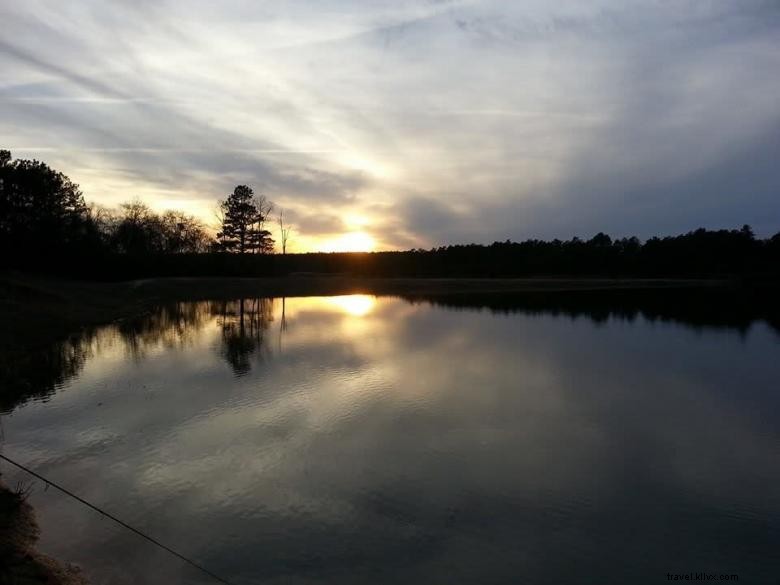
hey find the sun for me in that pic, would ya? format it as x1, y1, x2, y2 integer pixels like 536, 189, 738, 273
321, 231, 376, 253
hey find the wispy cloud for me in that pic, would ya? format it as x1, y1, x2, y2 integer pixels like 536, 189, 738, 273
2, 0, 779, 248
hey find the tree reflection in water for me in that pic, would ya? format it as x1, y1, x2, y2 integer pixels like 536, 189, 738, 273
0, 331, 95, 412
117, 302, 213, 360
0, 298, 277, 411
2, 288, 777, 413
214, 298, 274, 376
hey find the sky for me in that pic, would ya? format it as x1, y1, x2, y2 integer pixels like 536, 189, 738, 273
2, 1, 779, 251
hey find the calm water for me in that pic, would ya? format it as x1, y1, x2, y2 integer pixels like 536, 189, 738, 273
1, 294, 779, 584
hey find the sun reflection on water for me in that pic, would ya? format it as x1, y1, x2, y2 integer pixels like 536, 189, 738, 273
324, 295, 376, 317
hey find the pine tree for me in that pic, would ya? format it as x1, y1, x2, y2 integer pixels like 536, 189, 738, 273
216, 185, 274, 253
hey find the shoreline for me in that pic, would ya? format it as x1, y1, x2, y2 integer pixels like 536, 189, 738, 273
1, 274, 736, 351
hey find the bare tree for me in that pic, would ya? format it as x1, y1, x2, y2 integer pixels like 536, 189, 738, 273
212, 202, 227, 251
251, 195, 274, 254
278, 209, 293, 255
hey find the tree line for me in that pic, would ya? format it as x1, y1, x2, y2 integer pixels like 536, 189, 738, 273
0, 150, 280, 258
1, 148, 778, 279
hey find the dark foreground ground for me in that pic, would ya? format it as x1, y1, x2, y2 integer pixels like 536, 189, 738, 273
0, 273, 772, 583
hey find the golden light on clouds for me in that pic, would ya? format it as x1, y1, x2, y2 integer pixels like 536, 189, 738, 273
4, 1, 777, 250
344, 213, 370, 229
320, 231, 376, 253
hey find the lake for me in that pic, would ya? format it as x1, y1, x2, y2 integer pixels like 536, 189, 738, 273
1, 293, 778, 584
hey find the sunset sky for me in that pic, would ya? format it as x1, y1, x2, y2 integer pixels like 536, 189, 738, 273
2, 1, 779, 251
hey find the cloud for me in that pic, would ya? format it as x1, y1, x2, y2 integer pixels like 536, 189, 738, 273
2, 0, 779, 249
394, 196, 467, 245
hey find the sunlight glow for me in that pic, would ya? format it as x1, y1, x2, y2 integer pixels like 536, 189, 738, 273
320, 231, 376, 252
325, 295, 376, 317
344, 213, 370, 229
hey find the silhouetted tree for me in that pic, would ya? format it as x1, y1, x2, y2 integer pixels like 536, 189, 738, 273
112, 201, 161, 254
0, 149, 90, 256
159, 211, 210, 253
94, 200, 209, 255
278, 209, 292, 254
216, 185, 274, 254
589, 232, 612, 247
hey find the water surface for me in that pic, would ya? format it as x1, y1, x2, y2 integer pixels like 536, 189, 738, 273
2, 294, 778, 584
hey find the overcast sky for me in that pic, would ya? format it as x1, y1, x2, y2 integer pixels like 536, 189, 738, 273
2, 1, 779, 250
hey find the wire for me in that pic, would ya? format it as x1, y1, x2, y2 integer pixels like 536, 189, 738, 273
0, 453, 236, 585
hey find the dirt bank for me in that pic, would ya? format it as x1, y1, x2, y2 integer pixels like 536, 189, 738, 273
0, 480, 88, 585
